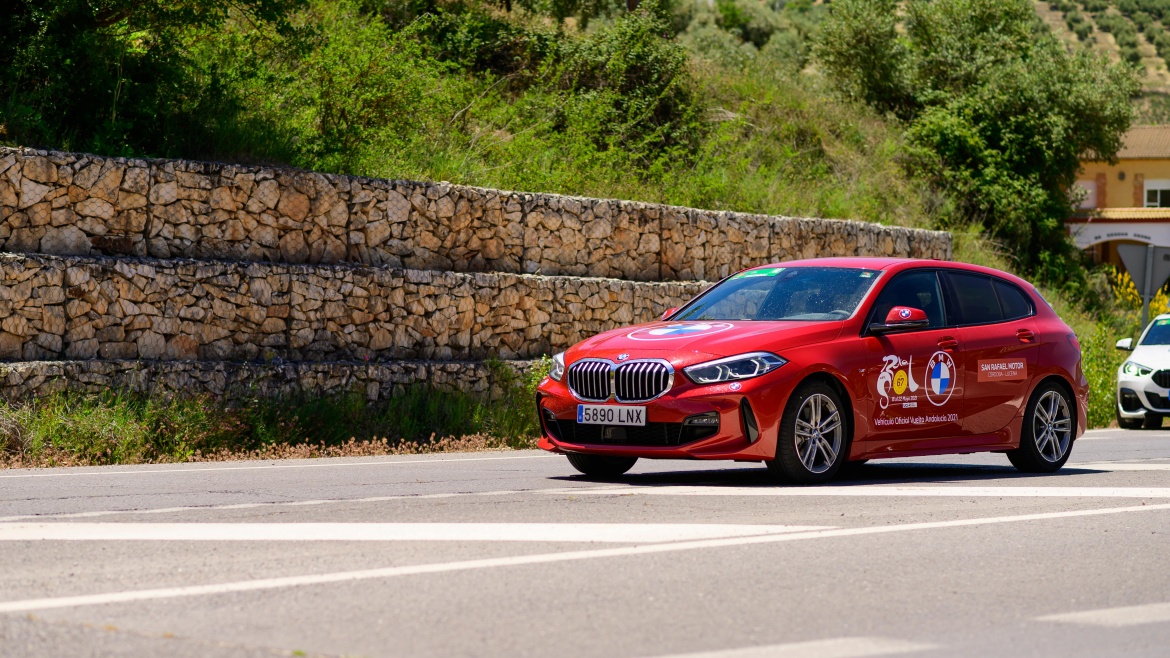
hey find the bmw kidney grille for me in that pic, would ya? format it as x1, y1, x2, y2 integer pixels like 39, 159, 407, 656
567, 360, 612, 402
567, 359, 673, 402
615, 361, 671, 402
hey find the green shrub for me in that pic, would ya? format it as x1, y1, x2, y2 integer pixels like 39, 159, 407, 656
550, 7, 701, 154
1082, 325, 1127, 428
1154, 30, 1170, 53
0, 358, 554, 466
1115, 30, 1141, 49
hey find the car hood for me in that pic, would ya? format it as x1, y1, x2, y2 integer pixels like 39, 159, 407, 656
1127, 345, 1170, 369
568, 320, 845, 368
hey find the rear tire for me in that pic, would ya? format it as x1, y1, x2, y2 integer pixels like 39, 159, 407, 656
1007, 382, 1074, 473
767, 382, 849, 484
1142, 413, 1163, 430
565, 453, 637, 478
1116, 406, 1143, 430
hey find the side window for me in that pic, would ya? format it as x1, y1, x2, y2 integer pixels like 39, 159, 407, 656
993, 280, 1033, 320
944, 272, 1004, 325
869, 270, 945, 328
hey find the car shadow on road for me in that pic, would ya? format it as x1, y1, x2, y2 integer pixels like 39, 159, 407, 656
551, 461, 1104, 488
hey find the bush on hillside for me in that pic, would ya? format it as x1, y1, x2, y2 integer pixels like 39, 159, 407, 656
550, 7, 701, 154
0, 0, 307, 156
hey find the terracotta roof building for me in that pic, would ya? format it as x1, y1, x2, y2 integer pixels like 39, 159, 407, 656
1069, 125, 1170, 265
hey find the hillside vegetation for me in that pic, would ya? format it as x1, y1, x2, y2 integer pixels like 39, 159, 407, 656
0, 0, 1150, 445
0, 0, 934, 226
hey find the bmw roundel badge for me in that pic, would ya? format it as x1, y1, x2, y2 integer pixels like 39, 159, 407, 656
617, 353, 630, 361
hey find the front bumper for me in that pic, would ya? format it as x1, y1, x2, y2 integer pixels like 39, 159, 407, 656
535, 369, 798, 460
1116, 372, 1170, 418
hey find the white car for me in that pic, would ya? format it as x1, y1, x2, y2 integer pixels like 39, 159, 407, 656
1116, 314, 1170, 429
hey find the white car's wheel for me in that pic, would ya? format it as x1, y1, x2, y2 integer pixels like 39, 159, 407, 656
1116, 407, 1142, 430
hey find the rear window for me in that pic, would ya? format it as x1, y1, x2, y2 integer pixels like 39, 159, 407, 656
994, 280, 1033, 320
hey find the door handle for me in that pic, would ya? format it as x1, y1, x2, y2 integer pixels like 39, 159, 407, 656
1016, 328, 1035, 343
938, 336, 959, 351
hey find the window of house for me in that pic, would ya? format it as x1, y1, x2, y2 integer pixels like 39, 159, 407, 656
1145, 179, 1170, 207
1075, 180, 1097, 209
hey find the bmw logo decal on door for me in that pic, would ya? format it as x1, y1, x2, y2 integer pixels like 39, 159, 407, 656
924, 351, 956, 406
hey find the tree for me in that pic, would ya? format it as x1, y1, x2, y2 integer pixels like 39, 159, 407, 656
815, 0, 1138, 288
0, 0, 305, 155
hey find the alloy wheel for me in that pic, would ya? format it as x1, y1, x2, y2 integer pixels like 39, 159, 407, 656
794, 393, 843, 474
1032, 390, 1072, 463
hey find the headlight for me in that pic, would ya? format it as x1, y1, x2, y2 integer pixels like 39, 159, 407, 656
1122, 361, 1154, 377
684, 352, 787, 384
550, 352, 566, 381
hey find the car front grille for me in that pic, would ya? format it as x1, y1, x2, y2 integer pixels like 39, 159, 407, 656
567, 360, 612, 402
567, 359, 674, 402
1154, 370, 1170, 388
553, 420, 714, 447
614, 361, 672, 402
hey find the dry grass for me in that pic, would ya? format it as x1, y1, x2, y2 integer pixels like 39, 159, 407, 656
0, 433, 537, 469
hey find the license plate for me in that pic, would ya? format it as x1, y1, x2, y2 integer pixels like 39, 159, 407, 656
577, 404, 646, 426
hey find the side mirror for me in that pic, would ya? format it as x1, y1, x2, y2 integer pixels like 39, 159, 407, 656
1116, 337, 1134, 351
869, 306, 930, 334
661, 307, 679, 321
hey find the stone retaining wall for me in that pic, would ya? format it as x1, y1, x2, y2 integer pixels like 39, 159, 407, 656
0, 359, 534, 402
0, 253, 702, 363
0, 148, 952, 282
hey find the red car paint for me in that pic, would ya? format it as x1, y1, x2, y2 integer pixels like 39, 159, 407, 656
535, 257, 1088, 464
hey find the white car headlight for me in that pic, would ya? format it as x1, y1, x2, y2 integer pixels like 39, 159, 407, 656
684, 352, 787, 385
550, 352, 566, 382
1122, 360, 1154, 377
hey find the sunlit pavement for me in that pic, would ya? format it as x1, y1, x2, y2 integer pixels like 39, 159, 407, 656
1, 428, 1168, 658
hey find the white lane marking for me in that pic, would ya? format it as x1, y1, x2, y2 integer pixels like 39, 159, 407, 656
0, 453, 552, 479
0, 523, 831, 543
544, 485, 1170, 498
1075, 462, 1170, 471
0, 503, 1166, 614
1038, 602, 1170, 627
0, 487, 614, 523
647, 637, 935, 658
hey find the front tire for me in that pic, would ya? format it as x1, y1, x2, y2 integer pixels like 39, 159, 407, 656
1116, 406, 1143, 430
566, 453, 637, 478
767, 382, 849, 484
1008, 382, 1074, 473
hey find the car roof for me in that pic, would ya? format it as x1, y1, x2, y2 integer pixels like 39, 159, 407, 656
748, 258, 1031, 287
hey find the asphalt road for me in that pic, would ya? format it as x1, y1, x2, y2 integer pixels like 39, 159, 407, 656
1, 429, 1169, 658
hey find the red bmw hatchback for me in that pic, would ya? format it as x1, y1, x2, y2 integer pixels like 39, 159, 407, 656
536, 258, 1088, 483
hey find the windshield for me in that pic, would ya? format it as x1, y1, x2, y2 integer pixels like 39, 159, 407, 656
1142, 318, 1170, 345
673, 267, 881, 322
